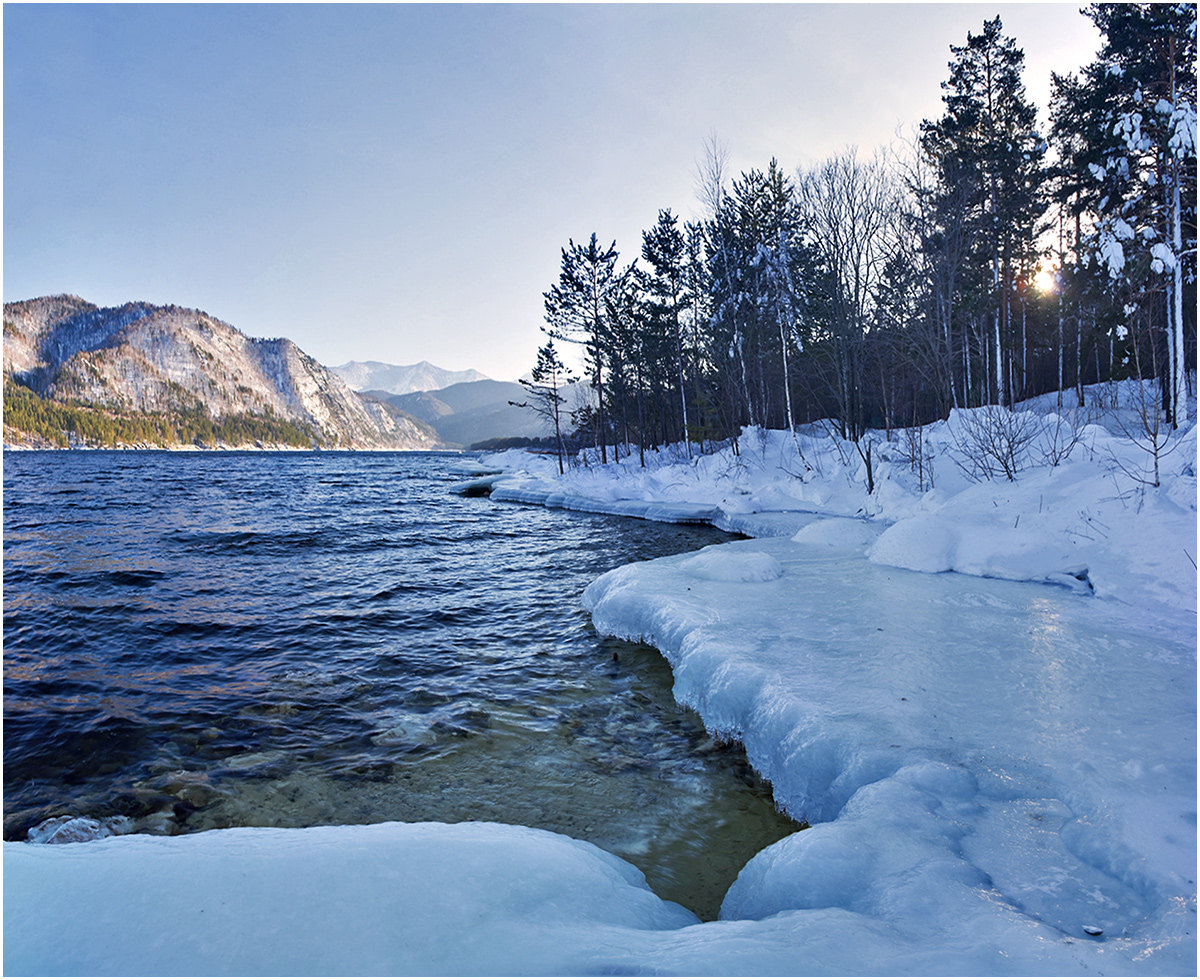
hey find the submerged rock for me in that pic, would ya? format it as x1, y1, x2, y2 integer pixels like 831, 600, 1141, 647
27, 814, 133, 844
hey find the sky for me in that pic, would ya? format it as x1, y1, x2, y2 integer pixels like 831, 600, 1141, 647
4, 3, 1101, 382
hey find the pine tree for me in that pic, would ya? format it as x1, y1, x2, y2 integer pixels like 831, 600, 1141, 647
705, 160, 808, 433
512, 340, 575, 474
641, 209, 694, 455
923, 16, 1047, 408
1053, 3, 1196, 425
543, 234, 624, 463
754, 226, 807, 458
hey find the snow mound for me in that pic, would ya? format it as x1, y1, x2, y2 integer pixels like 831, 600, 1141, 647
4, 822, 699, 976
679, 548, 784, 582
867, 514, 957, 572
790, 517, 883, 556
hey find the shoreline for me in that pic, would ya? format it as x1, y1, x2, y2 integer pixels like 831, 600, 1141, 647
476, 458, 1196, 972
2, 444, 466, 453
6, 415, 1195, 975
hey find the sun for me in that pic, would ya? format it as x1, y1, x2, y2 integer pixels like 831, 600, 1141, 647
1033, 261, 1058, 295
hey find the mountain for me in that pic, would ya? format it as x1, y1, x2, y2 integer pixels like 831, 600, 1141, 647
3, 295, 438, 450
383, 378, 591, 448
331, 360, 489, 396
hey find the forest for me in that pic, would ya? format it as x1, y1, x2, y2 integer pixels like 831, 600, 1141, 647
2, 381, 318, 449
520, 5, 1196, 475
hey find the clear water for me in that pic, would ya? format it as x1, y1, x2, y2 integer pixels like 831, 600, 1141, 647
3, 451, 800, 919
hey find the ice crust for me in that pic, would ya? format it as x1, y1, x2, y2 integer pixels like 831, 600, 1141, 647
6, 384, 1195, 975
678, 548, 784, 582
583, 536, 1196, 974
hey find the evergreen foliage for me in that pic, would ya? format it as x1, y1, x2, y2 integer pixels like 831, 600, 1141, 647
516, 6, 1196, 473
1051, 2, 1196, 424
3, 380, 319, 449
512, 340, 575, 474
543, 234, 625, 464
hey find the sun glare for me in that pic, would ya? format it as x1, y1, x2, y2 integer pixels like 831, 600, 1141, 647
1033, 262, 1058, 295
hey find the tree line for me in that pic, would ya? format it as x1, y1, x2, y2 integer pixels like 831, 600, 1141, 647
519, 4, 1196, 475
3, 380, 318, 449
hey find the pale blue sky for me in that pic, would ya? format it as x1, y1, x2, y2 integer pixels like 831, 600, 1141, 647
4, 3, 1099, 381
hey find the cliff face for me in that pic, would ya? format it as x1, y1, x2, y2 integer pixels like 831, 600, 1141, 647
3, 295, 438, 449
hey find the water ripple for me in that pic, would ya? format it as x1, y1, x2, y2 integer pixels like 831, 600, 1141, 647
3, 450, 800, 919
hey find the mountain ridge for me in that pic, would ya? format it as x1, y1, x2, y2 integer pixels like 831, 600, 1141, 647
3, 295, 438, 450
384, 378, 593, 448
331, 359, 489, 396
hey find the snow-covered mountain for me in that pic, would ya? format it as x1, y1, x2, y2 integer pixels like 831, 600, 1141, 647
384, 380, 537, 447
382, 379, 592, 448
331, 359, 489, 396
3, 295, 438, 450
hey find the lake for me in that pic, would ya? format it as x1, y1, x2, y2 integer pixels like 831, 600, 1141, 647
3, 450, 800, 918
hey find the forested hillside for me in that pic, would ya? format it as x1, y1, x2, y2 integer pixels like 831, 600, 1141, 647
518, 5, 1195, 469
2, 297, 438, 450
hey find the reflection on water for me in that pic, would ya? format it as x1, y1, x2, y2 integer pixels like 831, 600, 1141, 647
4, 451, 800, 919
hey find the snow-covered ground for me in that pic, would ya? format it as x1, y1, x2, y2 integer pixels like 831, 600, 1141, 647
483, 381, 1197, 617
6, 382, 1195, 975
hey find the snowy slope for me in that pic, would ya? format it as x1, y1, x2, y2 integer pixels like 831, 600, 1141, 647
330, 359, 488, 395
2, 296, 439, 449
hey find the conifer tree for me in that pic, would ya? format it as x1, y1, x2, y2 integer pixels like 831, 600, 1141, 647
642, 209, 693, 454
922, 16, 1046, 407
513, 340, 575, 474
1052, 3, 1196, 425
543, 234, 624, 463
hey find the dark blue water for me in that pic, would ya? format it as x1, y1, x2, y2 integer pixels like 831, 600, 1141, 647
3, 451, 798, 917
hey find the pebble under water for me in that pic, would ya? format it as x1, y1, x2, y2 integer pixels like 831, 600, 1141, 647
3, 450, 800, 919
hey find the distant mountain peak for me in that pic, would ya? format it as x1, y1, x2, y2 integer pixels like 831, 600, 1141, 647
330, 360, 489, 396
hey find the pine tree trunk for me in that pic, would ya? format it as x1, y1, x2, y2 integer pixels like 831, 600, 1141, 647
1171, 168, 1187, 427
960, 328, 967, 409
944, 276, 959, 410
1075, 303, 1084, 408
993, 295, 1003, 407
552, 376, 565, 475
778, 318, 803, 466
983, 316, 992, 407
736, 329, 754, 427
675, 306, 691, 456
1057, 292, 1064, 409
992, 212, 1003, 408
1020, 295, 1027, 402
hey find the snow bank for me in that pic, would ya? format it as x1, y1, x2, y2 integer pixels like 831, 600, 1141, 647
490, 474, 719, 524
583, 535, 1196, 975
5, 822, 699, 976
483, 384, 1197, 615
